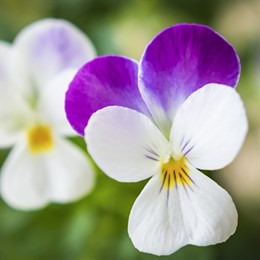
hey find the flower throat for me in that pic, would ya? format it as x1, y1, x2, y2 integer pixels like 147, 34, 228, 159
27, 125, 53, 154
160, 157, 192, 190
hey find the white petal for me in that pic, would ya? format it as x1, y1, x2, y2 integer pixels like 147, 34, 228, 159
0, 41, 30, 96
128, 164, 237, 256
0, 136, 95, 210
178, 164, 238, 247
0, 85, 33, 148
0, 42, 34, 148
13, 18, 96, 89
45, 137, 95, 203
85, 106, 169, 182
39, 69, 76, 136
0, 138, 49, 210
170, 84, 248, 170
0, 41, 13, 91
128, 174, 187, 255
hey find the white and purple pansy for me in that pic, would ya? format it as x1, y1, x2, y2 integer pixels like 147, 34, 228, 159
65, 24, 248, 255
0, 19, 96, 210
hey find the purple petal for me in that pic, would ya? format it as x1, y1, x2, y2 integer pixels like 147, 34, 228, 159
65, 55, 150, 136
139, 23, 240, 131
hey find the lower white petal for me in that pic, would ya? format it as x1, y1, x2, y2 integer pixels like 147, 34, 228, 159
178, 164, 238, 246
0, 139, 49, 210
0, 136, 95, 210
128, 174, 187, 255
128, 164, 237, 256
85, 106, 169, 182
45, 137, 95, 203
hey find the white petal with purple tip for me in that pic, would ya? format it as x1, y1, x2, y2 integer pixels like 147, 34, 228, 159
13, 18, 96, 89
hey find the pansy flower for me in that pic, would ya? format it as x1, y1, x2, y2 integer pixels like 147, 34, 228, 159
65, 24, 248, 255
0, 19, 96, 210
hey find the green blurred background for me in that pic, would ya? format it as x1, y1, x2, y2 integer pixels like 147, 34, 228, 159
0, 0, 259, 259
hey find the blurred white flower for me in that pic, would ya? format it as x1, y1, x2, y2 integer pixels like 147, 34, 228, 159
0, 19, 96, 210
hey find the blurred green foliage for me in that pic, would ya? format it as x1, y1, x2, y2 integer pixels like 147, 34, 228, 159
0, 0, 259, 259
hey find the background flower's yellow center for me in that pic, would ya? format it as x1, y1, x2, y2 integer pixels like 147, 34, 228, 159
27, 125, 53, 154
161, 157, 191, 189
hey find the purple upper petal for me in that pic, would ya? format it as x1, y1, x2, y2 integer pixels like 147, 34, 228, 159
139, 23, 240, 134
65, 55, 150, 136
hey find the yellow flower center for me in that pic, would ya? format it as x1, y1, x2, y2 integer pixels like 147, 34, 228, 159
27, 125, 53, 154
161, 156, 191, 189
